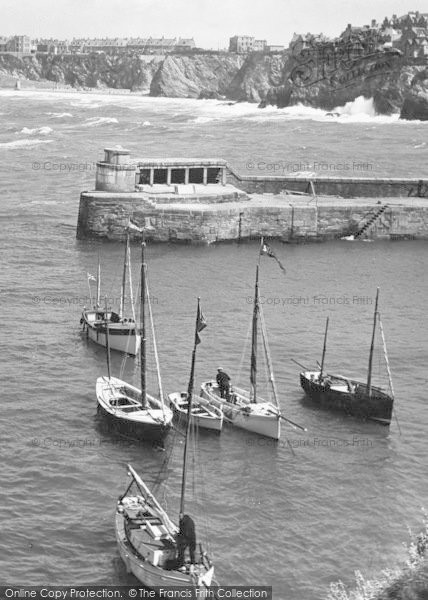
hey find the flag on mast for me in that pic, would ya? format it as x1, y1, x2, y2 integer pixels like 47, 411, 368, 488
195, 303, 207, 345
87, 272, 96, 281
260, 241, 286, 274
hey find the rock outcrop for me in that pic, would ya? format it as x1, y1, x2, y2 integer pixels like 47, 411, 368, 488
400, 93, 428, 120
260, 51, 428, 117
150, 54, 244, 98
226, 52, 287, 103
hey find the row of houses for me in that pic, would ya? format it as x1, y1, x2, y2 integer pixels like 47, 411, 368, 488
289, 11, 428, 62
228, 36, 285, 54
0, 35, 196, 56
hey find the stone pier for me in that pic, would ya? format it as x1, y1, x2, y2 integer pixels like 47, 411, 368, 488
76, 148, 428, 243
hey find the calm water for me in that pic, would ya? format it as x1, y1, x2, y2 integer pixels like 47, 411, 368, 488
0, 90, 427, 599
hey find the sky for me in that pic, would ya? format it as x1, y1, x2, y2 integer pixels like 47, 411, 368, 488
1, 0, 427, 48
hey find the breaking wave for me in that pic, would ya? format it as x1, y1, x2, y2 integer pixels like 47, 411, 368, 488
0, 138, 53, 148
46, 112, 73, 118
18, 126, 53, 135
82, 116, 119, 127
247, 96, 400, 124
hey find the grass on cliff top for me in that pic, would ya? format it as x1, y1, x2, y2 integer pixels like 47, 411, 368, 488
326, 511, 428, 600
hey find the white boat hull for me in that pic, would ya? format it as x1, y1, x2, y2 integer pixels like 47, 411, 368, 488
96, 376, 173, 442
168, 392, 223, 432
116, 513, 213, 588
82, 310, 140, 355
116, 467, 215, 589
200, 381, 281, 440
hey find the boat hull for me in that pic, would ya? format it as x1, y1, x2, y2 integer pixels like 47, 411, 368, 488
200, 381, 280, 440
300, 371, 393, 424
115, 472, 214, 590
96, 376, 173, 442
168, 392, 223, 432
82, 310, 140, 355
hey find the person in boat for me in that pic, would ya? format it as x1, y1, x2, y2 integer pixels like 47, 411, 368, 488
320, 375, 331, 388
176, 513, 196, 567
110, 311, 120, 323
216, 368, 231, 400
346, 380, 355, 393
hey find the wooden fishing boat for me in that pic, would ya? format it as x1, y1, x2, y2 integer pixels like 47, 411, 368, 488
116, 466, 214, 589
116, 307, 215, 588
169, 299, 223, 432
200, 382, 282, 439
201, 240, 305, 440
96, 233, 173, 442
168, 393, 223, 432
81, 232, 140, 355
97, 376, 172, 441
299, 289, 395, 425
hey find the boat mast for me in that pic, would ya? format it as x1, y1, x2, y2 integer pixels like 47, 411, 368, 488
367, 288, 380, 397
250, 256, 261, 403
119, 232, 129, 319
145, 268, 165, 418
319, 316, 329, 380
140, 233, 147, 408
104, 297, 111, 379
179, 297, 200, 517
127, 242, 136, 322
96, 255, 101, 308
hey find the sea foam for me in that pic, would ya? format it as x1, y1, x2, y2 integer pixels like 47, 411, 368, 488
18, 126, 53, 135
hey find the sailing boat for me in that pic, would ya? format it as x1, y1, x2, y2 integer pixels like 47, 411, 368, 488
169, 299, 223, 432
201, 241, 304, 440
96, 235, 173, 442
299, 288, 395, 424
115, 309, 215, 588
81, 231, 140, 355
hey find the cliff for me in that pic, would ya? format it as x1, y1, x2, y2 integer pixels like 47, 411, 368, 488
149, 53, 244, 98
0, 51, 427, 118
260, 51, 428, 117
0, 53, 163, 91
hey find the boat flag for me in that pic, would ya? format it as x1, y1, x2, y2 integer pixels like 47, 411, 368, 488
87, 272, 96, 281
260, 241, 286, 274
195, 303, 207, 345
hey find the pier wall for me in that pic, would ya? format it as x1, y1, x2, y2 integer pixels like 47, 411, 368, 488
76, 148, 428, 242
76, 193, 428, 243
226, 168, 428, 199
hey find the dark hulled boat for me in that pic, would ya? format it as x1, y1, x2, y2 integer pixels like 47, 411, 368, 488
300, 289, 395, 425
96, 232, 173, 443
299, 373, 393, 424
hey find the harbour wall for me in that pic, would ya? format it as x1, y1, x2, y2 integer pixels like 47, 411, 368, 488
76, 192, 428, 243
226, 167, 428, 199
76, 148, 428, 243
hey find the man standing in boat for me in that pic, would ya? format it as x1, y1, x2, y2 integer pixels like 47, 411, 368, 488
177, 514, 196, 570
216, 367, 231, 400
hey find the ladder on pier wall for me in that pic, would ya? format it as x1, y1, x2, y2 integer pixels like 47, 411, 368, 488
354, 204, 389, 239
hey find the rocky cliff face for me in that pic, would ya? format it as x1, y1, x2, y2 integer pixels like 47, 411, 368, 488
149, 54, 244, 98
226, 52, 287, 102
1, 51, 427, 118
260, 51, 428, 118
0, 53, 163, 91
